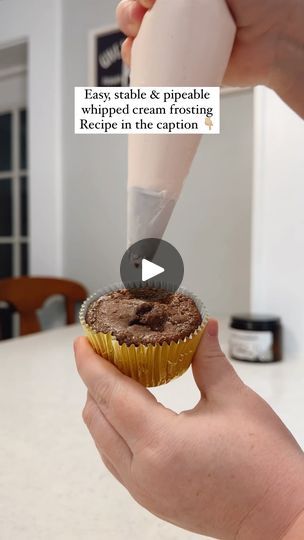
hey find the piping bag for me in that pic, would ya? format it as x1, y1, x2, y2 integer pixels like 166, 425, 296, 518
127, 0, 236, 261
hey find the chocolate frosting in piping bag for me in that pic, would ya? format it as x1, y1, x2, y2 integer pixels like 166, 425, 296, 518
127, 0, 236, 254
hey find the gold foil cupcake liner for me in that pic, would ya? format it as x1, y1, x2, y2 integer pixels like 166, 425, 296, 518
79, 283, 208, 387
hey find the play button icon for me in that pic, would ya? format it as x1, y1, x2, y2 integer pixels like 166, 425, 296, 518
120, 238, 184, 292
142, 259, 164, 282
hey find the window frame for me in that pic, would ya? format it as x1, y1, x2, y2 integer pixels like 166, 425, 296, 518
0, 105, 29, 277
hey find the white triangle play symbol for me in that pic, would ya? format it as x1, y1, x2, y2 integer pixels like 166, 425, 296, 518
142, 259, 165, 282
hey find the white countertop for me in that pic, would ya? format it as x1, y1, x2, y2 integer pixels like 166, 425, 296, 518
0, 322, 303, 540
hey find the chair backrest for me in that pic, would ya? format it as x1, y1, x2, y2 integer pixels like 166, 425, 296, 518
0, 277, 87, 336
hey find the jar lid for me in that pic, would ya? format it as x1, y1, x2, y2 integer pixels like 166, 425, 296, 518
230, 314, 281, 331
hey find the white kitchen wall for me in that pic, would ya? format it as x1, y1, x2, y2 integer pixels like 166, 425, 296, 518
62, 0, 254, 316
252, 88, 304, 356
62, 0, 126, 292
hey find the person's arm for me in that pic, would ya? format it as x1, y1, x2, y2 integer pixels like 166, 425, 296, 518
116, 0, 304, 118
74, 320, 304, 540
225, 0, 304, 118
268, 1, 304, 118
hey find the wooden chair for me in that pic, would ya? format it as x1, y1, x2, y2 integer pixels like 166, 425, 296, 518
0, 277, 87, 337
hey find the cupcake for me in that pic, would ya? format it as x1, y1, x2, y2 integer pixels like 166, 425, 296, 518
80, 285, 208, 387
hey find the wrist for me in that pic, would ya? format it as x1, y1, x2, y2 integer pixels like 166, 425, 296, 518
269, 0, 304, 117
283, 510, 304, 540
237, 458, 304, 540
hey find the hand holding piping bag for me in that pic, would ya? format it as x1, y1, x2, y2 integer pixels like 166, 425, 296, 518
118, 0, 304, 119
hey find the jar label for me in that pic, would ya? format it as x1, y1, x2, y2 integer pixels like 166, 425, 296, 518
229, 330, 274, 362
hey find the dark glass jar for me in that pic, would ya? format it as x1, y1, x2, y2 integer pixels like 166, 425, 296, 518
229, 315, 282, 363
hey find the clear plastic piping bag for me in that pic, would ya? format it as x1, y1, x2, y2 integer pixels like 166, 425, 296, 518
127, 0, 236, 252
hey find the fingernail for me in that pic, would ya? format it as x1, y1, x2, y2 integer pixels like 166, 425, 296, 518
206, 319, 218, 337
73, 338, 79, 353
141, 0, 154, 7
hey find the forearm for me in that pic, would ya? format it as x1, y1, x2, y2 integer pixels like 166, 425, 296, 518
270, 0, 304, 118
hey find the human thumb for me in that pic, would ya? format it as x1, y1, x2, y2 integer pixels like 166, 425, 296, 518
192, 319, 241, 399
